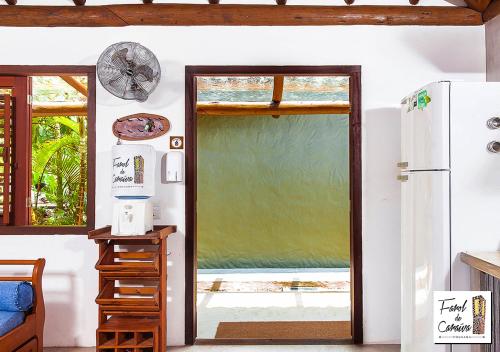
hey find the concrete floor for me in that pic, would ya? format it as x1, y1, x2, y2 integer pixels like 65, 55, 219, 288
45, 346, 400, 352
197, 269, 351, 338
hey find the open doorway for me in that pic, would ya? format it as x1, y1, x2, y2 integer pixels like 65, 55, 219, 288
185, 66, 362, 344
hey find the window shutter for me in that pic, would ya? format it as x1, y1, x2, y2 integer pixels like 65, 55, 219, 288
0, 94, 13, 225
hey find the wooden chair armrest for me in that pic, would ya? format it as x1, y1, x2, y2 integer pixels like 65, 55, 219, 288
0, 260, 41, 266
30, 259, 45, 316
0, 258, 45, 351
0, 258, 45, 315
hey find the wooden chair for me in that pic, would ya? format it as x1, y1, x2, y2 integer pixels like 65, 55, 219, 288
0, 259, 45, 352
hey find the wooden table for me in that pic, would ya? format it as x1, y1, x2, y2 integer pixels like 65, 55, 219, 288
461, 252, 500, 352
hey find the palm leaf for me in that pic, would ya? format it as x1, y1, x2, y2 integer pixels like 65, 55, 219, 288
32, 135, 79, 178
32, 116, 81, 134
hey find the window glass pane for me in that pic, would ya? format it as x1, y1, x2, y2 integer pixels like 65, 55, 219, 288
31, 76, 88, 226
282, 76, 349, 102
197, 76, 274, 102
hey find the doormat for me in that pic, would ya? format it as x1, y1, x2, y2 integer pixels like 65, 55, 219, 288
214, 320, 351, 339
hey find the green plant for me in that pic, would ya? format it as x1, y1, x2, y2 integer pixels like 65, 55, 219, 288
30, 75, 88, 226
31, 115, 87, 226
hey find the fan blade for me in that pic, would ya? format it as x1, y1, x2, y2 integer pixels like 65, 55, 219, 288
133, 65, 155, 83
129, 79, 149, 102
108, 75, 129, 98
108, 75, 125, 88
110, 48, 130, 71
134, 91, 148, 102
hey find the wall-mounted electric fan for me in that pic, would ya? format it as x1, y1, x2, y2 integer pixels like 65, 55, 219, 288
97, 42, 161, 102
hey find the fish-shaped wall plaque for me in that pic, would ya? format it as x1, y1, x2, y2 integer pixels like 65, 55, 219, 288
112, 113, 170, 141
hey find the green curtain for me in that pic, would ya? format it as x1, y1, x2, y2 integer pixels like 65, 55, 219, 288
197, 114, 350, 269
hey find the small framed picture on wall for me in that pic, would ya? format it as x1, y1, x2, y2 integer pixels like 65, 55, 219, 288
170, 136, 184, 150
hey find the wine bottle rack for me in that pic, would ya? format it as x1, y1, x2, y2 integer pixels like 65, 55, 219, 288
89, 226, 176, 352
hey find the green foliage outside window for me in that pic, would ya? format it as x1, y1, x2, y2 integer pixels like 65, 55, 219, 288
31, 76, 88, 226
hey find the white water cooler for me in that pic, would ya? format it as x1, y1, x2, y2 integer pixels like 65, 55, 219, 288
111, 144, 156, 236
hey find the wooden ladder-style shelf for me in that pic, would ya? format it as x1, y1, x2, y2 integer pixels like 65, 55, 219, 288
89, 225, 177, 352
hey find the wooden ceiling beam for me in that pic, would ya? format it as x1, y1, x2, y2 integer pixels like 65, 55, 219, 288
464, 0, 492, 12
0, 4, 483, 27
484, 0, 500, 21
197, 101, 351, 117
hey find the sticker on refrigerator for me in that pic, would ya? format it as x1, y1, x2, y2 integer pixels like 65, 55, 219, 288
417, 90, 431, 110
407, 94, 418, 112
433, 291, 492, 344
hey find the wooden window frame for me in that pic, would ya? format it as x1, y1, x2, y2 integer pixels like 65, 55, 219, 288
0, 65, 96, 235
185, 65, 362, 345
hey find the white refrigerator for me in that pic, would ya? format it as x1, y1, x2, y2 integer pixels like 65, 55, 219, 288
399, 81, 500, 352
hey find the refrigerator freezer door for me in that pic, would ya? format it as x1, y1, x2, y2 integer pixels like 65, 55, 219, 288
401, 170, 450, 352
401, 82, 450, 171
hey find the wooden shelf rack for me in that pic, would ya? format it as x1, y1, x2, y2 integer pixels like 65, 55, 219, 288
89, 225, 176, 352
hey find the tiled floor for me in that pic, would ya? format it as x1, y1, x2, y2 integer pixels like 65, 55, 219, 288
45, 345, 400, 352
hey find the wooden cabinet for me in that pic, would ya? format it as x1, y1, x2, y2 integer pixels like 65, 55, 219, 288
89, 226, 176, 352
461, 252, 500, 352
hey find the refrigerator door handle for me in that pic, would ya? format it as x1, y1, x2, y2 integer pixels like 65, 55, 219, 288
397, 162, 409, 169
487, 141, 500, 153
486, 117, 500, 129
397, 174, 409, 182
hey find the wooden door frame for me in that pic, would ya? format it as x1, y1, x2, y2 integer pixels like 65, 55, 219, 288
185, 65, 362, 345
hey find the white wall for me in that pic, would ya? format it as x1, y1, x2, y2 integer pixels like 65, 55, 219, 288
0, 24, 485, 347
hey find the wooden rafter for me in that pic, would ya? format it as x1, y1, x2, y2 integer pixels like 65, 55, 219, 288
1, 104, 87, 117
484, 0, 500, 21
272, 76, 284, 104
0, 4, 483, 27
271, 75, 284, 118
464, 0, 492, 12
197, 101, 351, 117
59, 76, 88, 97
32, 103, 87, 118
